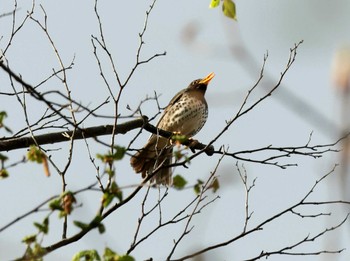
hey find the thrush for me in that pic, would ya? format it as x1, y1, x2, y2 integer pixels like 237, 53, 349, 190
130, 72, 215, 185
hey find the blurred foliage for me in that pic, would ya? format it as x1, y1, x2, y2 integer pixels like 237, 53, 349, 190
209, 0, 237, 20
27, 146, 46, 164
173, 175, 188, 190
194, 179, 204, 194
96, 146, 126, 165
72, 247, 135, 261
103, 181, 123, 208
49, 191, 77, 218
21, 216, 50, 260
0, 111, 12, 134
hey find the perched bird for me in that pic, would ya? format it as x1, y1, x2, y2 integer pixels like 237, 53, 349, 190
130, 72, 215, 185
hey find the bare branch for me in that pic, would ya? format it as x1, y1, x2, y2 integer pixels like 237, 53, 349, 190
170, 165, 348, 260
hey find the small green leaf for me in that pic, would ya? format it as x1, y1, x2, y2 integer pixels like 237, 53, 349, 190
34, 217, 49, 234
0, 169, 9, 179
90, 215, 104, 232
22, 234, 37, 244
118, 255, 135, 261
0, 111, 7, 123
49, 198, 63, 211
73, 220, 89, 230
113, 146, 126, 161
98, 223, 105, 234
33, 243, 46, 257
102, 247, 135, 261
173, 175, 187, 190
0, 153, 8, 161
102, 192, 114, 208
0, 111, 12, 134
91, 215, 103, 225
106, 168, 115, 178
72, 250, 101, 261
96, 146, 126, 164
111, 181, 123, 202
27, 145, 45, 163
102, 182, 123, 206
194, 179, 204, 194
209, 0, 220, 8
210, 177, 220, 193
222, 0, 237, 20
103, 247, 117, 260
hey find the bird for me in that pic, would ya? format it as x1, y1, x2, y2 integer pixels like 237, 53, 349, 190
130, 72, 215, 185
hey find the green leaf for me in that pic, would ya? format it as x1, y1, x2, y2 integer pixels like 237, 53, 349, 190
0, 153, 8, 161
222, 0, 237, 20
73, 220, 89, 230
106, 168, 115, 178
103, 247, 117, 260
96, 146, 126, 164
194, 179, 204, 194
172, 175, 187, 190
103, 192, 114, 208
0, 111, 7, 123
22, 234, 37, 244
91, 215, 103, 225
113, 145, 126, 161
102, 182, 123, 206
49, 198, 63, 211
34, 217, 49, 234
118, 255, 135, 261
98, 223, 105, 234
102, 248, 135, 261
0, 111, 12, 134
90, 215, 106, 234
72, 250, 101, 261
111, 181, 123, 202
90, 215, 105, 233
209, 0, 220, 8
33, 243, 46, 257
210, 177, 220, 193
0, 169, 9, 179
27, 145, 45, 163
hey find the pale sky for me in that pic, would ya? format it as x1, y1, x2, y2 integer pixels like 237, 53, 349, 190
1, 1, 350, 260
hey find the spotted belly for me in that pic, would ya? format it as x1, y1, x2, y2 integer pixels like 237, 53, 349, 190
158, 97, 208, 137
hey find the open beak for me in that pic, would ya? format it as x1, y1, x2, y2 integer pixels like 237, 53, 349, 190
199, 72, 215, 85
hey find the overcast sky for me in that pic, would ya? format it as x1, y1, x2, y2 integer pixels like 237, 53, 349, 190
1, 1, 350, 260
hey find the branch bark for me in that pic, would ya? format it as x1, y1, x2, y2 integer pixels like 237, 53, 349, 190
0, 116, 214, 154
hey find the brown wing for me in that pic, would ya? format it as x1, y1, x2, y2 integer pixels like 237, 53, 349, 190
156, 88, 187, 127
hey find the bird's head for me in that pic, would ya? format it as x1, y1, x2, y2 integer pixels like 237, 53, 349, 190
188, 72, 215, 92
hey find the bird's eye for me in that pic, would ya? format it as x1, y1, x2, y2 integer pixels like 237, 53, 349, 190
191, 80, 199, 85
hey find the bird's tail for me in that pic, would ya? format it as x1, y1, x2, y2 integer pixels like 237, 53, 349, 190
130, 136, 173, 186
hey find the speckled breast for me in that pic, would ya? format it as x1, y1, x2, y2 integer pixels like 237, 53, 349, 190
158, 93, 208, 137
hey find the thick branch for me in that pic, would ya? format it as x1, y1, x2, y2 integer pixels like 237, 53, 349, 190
0, 116, 214, 154
0, 117, 145, 151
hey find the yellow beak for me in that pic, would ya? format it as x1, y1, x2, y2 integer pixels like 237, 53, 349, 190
199, 72, 215, 85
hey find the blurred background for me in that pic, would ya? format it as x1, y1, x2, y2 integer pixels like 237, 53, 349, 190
1, 0, 350, 260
